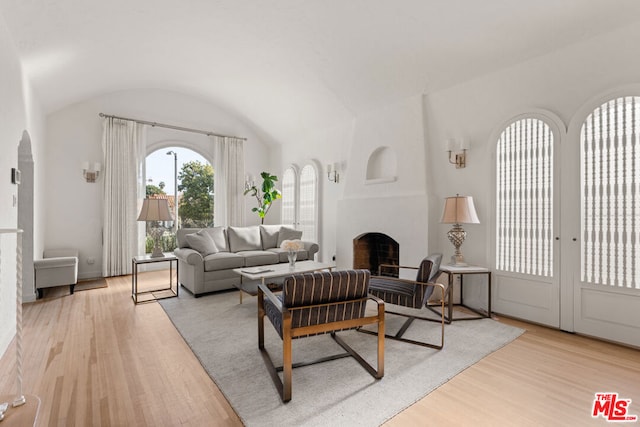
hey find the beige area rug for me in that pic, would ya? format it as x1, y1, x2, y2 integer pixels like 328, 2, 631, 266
160, 290, 524, 427
74, 278, 107, 292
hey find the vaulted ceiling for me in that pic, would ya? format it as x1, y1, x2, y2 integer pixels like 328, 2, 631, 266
2, 0, 640, 143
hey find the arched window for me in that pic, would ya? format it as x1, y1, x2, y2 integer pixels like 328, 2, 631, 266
496, 117, 554, 276
144, 146, 213, 253
298, 164, 318, 242
281, 166, 297, 226
581, 96, 640, 289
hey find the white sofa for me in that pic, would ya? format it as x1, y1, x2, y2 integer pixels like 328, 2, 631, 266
174, 225, 319, 297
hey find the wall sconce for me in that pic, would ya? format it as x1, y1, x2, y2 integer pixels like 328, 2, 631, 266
447, 139, 468, 169
82, 162, 101, 183
244, 174, 255, 191
327, 163, 339, 183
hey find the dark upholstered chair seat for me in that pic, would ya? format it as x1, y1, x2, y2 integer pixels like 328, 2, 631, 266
369, 276, 416, 301
258, 269, 385, 402
365, 254, 446, 349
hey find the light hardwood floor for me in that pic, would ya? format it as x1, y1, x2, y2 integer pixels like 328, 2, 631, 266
1, 271, 638, 426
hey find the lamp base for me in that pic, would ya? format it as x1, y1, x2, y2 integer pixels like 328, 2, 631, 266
150, 246, 165, 258
449, 254, 468, 266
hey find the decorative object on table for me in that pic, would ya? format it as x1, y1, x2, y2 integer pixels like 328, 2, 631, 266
440, 194, 480, 266
137, 198, 173, 257
244, 171, 282, 224
281, 239, 303, 268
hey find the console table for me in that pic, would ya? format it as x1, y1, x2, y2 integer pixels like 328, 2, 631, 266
439, 265, 491, 323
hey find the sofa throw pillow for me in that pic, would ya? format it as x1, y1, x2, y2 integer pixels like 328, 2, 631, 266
228, 226, 262, 252
259, 225, 281, 249
277, 226, 303, 247
185, 230, 219, 256
206, 227, 229, 252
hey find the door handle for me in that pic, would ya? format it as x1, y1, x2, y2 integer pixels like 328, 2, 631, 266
572, 238, 577, 241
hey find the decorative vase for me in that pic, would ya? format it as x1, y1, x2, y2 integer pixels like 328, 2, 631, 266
287, 250, 297, 269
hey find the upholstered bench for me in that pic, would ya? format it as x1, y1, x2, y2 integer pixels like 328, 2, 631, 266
34, 249, 79, 298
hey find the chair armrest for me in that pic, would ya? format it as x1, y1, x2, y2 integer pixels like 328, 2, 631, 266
34, 257, 78, 269
258, 283, 284, 312
173, 248, 203, 265
377, 264, 418, 275
368, 294, 386, 316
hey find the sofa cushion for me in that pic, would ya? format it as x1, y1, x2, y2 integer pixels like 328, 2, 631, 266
277, 226, 303, 246
228, 226, 262, 252
185, 230, 219, 256
203, 252, 244, 272
260, 225, 281, 249
237, 250, 279, 267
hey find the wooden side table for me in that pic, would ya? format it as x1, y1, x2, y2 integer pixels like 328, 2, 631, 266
438, 265, 491, 323
131, 253, 179, 304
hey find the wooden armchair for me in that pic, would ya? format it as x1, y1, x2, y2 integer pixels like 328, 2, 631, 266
258, 269, 385, 402
364, 254, 446, 349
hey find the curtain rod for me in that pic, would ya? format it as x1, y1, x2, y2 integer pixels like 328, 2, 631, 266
98, 113, 247, 141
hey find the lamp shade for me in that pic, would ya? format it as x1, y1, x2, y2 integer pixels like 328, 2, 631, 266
137, 198, 173, 221
440, 195, 480, 224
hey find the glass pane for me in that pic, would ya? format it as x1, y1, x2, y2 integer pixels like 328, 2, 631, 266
581, 96, 640, 289
496, 118, 554, 276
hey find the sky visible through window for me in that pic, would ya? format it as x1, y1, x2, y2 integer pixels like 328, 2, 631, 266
146, 147, 209, 194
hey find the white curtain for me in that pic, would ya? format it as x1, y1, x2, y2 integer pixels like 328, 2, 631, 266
213, 136, 245, 226
102, 118, 146, 276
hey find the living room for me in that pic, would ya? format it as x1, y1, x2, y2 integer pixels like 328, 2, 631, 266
1, 1, 640, 425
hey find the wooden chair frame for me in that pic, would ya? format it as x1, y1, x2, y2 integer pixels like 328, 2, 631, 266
258, 284, 385, 402
361, 264, 446, 350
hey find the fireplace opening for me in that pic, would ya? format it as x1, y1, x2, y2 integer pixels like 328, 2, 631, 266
353, 232, 399, 277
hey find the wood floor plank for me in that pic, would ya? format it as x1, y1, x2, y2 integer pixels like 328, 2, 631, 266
0, 270, 638, 426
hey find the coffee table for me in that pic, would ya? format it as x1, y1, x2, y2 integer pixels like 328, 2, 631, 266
233, 260, 335, 303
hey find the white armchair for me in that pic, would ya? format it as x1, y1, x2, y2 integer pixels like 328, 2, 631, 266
34, 249, 78, 298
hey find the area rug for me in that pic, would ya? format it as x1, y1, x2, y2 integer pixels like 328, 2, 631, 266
74, 278, 107, 292
159, 291, 523, 427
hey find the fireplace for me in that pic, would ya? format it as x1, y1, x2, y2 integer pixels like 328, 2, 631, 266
353, 232, 399, 277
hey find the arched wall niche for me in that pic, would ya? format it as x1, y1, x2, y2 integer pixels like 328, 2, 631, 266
365, 146, 397, 184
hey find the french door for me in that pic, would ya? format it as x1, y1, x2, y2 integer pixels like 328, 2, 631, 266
493, 115, 561, 328
562, 96, 640, 348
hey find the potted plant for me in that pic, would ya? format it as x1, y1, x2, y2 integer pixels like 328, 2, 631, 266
244, 171, 282, 224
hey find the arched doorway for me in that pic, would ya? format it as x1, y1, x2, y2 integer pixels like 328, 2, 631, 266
144, 146, 213, 254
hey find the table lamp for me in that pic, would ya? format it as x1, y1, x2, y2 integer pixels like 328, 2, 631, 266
440, 194, 480, 266
137, 198, 174, 257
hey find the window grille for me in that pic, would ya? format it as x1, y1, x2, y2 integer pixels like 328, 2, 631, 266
496, 118, 554, 276
581, 96, 640, 289
299, 164, 318, 242
281, 167, 296, 226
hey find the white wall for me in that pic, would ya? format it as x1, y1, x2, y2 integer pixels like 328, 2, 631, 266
423, 22, 640, 307
279, 22, 640, 286
425, 21, 640, 266
282, 95, 430, 268
0, 14, 46, 357
45, 89, 272, 278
